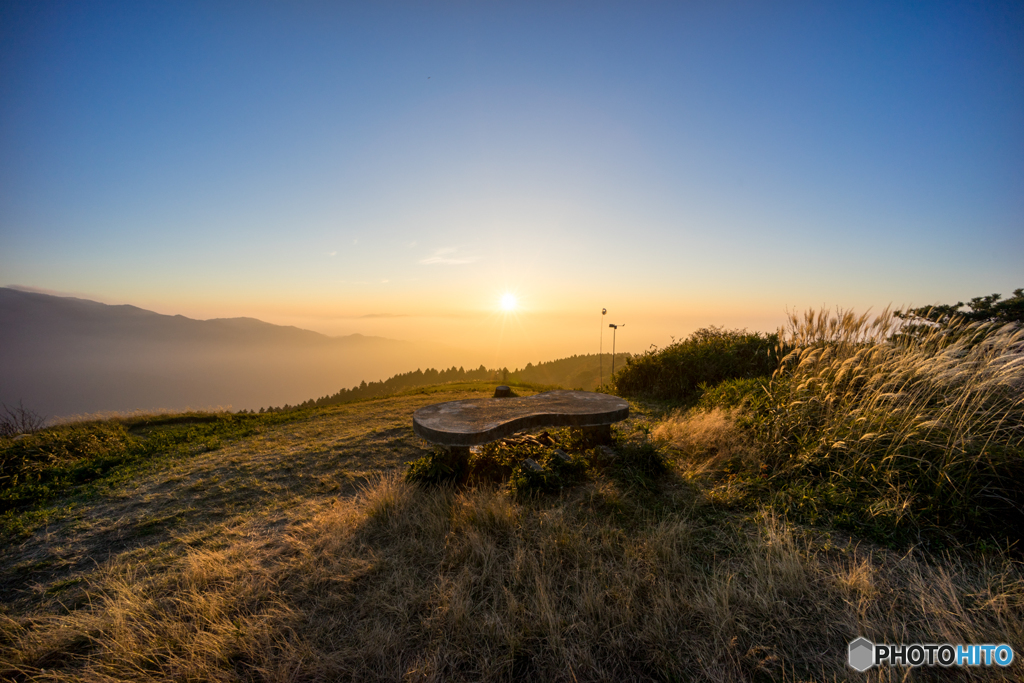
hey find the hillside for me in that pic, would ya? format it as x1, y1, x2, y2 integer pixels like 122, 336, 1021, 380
1, 382, 1021, 681
509, 352, 632, 391
267, 353, 635, 413
0, 288, 470, 419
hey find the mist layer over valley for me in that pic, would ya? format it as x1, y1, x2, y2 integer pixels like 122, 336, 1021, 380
0, 288, 475, 420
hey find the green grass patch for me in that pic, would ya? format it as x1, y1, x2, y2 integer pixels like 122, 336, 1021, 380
0, 408, 322, 539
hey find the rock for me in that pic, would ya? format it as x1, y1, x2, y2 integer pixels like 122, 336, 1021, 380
551, 449, 571, 464
521, 458, 544, 473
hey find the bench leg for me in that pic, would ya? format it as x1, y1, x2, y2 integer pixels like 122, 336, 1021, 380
448, 446, 471, 470
581, 424, 612, 446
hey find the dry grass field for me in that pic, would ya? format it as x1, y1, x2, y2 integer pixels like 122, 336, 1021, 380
1, 382, 1022, 681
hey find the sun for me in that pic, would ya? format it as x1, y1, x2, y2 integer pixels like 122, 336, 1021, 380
500, 293, 517, 312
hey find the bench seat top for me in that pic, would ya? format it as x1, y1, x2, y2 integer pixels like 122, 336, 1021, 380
412, 390, 629, 447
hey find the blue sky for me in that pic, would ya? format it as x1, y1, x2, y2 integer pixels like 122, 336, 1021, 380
2, 1, 1021, 364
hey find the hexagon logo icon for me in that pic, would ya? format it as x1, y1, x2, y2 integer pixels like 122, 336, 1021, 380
848, 637, 874, 672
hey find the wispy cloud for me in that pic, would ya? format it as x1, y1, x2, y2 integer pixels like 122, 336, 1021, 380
327, 251, 337, 256
419, 247, 478, 265
360, 313, 409, 318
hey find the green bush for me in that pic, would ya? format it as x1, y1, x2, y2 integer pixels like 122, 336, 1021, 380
613, 327, 779, 402
507, 449, 589, 497
405, 446, 469, 485
405, 437, 591, 496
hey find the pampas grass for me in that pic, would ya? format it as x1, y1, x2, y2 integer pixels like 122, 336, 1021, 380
763, 308, 1024, 541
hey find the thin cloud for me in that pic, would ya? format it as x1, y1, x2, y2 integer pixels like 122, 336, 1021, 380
360, 313, 409, 318
419, 247, 478, 265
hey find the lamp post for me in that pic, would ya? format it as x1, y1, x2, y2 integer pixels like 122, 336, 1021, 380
609, 323, 624, 378
599, 308, 607, 387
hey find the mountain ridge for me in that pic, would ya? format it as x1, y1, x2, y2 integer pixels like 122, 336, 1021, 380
1, 287, 398, 347
0, 287, 465, 418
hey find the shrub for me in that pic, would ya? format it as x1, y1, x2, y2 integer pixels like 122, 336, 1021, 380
1, 411, 269, 520
0, 422, 137, 512
609, 438, 667, 491
507, 449, 589, 497
613, 327, 779, 402
406, 435, 591, 496
405, 446, 469, 485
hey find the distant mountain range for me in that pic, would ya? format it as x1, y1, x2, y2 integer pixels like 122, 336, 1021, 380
0, 288, 465, 420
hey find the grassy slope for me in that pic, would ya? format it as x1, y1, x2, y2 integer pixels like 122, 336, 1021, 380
1, 386, 501, 601
1, 382, 1022, 681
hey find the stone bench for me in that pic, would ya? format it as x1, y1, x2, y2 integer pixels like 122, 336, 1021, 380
412, 389, 629, 460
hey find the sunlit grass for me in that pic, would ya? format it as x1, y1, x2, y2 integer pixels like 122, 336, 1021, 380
3, 466, 1021, 681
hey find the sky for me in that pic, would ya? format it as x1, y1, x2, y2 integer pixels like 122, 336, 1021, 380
2, 0, 1022, 368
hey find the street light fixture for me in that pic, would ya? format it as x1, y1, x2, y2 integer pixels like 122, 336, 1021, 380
606, 321, 622, 376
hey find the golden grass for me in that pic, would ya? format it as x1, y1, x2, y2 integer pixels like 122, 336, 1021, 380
1, 388, 1022, 681
3, 481, 1023, 680
653, 407, 760, 477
